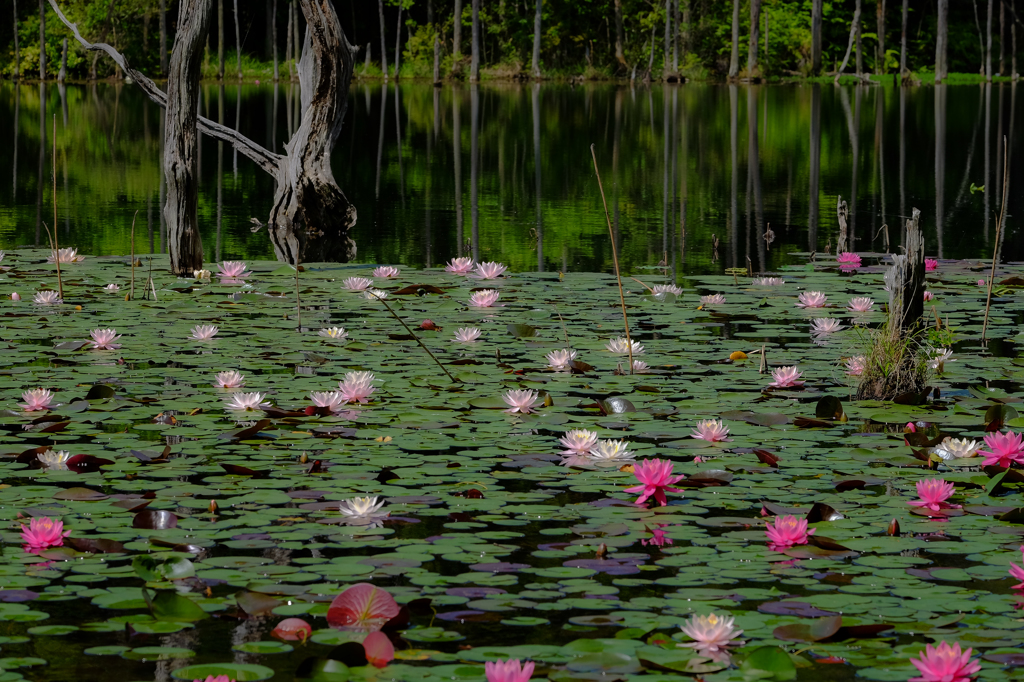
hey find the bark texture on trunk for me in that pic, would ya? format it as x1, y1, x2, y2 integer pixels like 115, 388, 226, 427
614, 0, 625, 67
531, 0, 541, 78
164, 0, 212, 275
377, 0, 387, 81
160, 0, 167, 74
876, 0, 885, 74
234, 0, 242, 79
935, 0, 948, 82
453, 0, 462, 70
728, 0, 739, 78
900, 0, 907, 77
470, 0, 479, 81
58, 37, 67, 82
986, 0, 993, 81
748, 0, 760, 77
39, 0, 46, 79
218, 0, 225, 78
13, 0, 20, 80
811, 0, 822, 75
835, 2, 865, 83
393, 1, 402, 78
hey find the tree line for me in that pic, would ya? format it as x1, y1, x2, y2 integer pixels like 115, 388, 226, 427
3, 1, 1022, 82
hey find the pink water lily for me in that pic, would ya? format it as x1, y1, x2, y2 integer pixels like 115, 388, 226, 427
104, 283, 120, 291
190, 324, 219, 340
472, 261, 508, 279
339, 371, 376, 404
845, 355, 866, 376
484, 659, 535, 682
908, 641, 980, 682
765, 515, 814, 551
546, 348, 578, 371
796, 291, 828, 308
373, 266, 401, 278
47, 247, 84, 263
559, 429, 598, 456
445, 257, 475, 274
11, 292, 20, 301
21, 388, 56, 412
217, 260, 250, 278
1009, 546, 1024, 589
224, 392, 272, 411
768, 365, 804, 388
20, 517, 70, 551
642, 525, 674, 547
651, 283, 683, 295
923, 290, 935, 302
907, 478, 959, 512
215, 371, 245, 388
679, 613, 743, 661
691, 419, 731, 442
625, 458, 685, 506
310, 391, 347, 413
836, 252, 862, 269
469, 289, 501, 307
454, 327, 482, 343
88, 328, 122, 350
925, 258, 939, 271
753, 277, 784, 285
700, 293, 726, 305
847, 296, 874, 312
980, 430, 1024, 468
502, 389, 541, 414
343, 277, 374, 291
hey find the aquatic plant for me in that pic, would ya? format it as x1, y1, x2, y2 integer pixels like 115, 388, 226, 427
38, 450, 71, 471
20, 388, 56, 411
47, 247, 85, 263
373, 266, 401, 278
651, 283, 683, 295
88, 328, 122, 350
318, 327, 349, 339
454, 327, 482, 342
589, 439, 635, 464
691, 419, 731, 442
845, 355, 866, 376
928, 348, 955, 373
445, 257, 475, 274
339, 372, 376, 404
224, 392, 272, 411
310, 391, 347, 412
753, 277, 784, 285
343, 277, 373, 291
796, 291, 828, 308
678, 613, 743, 660
765, 515, 814, 550
559, 429, 598, 456
104, 283, 120, 291
836, 252, 862, 268
768, 366, 804, 388
484, 659, 534, 682
546, 348, 577, 371
190, 324, 219, 340
933, 437, 981, 460
502, 389, 541, 414
217, 261, 250, 279
625, 458, 685, 506
472, 262, 508, 279
925, 258, 939, 271
33, 290, 62, 305
847, 296, 874, 312
469, 290, 500, 307
907, 479, 959, 512
20, 517, 70, 550
1009, 547, 1024, 589
700, 293, 726, 305
907, 641, 979, 682
980, 431, 1024, 468
810, 318, 843, 334
605, 337, 644, 354
338, 496, 388, 525
214, 370, 245, 388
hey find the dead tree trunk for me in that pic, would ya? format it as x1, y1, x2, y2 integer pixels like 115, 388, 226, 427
377, 0, 387, 81
836, 196, 849, 253
234, 0, 242, 80
531, 0, 541, 78
891, 208, 925, 331
39, 0, 46, 80
164, 0, 212, 275
614, 0, 626, 67
728, 0, 739, 78
13, 0, 20, 81
58, 37, 67, 82
835, 2, 864, 83
748, 0, 760, 77
811, 0, 822, 75
218, 0, 225, 79
936, 0, 949, 82
875, 0, 885, 74
470, 0, 479, 81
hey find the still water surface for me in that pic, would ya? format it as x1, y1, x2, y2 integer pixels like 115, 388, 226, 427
0, 80, 1020, 275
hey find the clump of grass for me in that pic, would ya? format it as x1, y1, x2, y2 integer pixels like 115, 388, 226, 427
854, 316, 930, 400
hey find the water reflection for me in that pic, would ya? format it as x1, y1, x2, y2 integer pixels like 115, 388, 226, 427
0, 81, 1020, 275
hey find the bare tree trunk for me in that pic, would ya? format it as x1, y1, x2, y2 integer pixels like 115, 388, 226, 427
164, 0, 212, 275
900, 0, 907, 78
285, 0, 293, 80
748, 0, 760, 77
986, 0, 993, 81
876, 0, 885, 74
39, 0, 46, 80
58, 37, 67, 82
393, 0, 402, 79
453, 0, 462, 73
681, 0, 690, 57
854, 0, 863, 77
728, 0, 739, 78
663, 0, 670, 78
974, 0, 985, 72
936, 0, 948, 82
835, 3, 862, 83
811, 0, 822, 75
614, 0, 626, 67
674, 0, 680, 71
470, 0, 479, 81
13, 0, 20, 80
218, 0, 225, 78
378, 0, 387, 82
234, 0, 242, 79
433, 34, 440, 83
531, 0, 541, 78
1000, 0, 1005, 75
1014, 0, 1018, 79
272, 0, 279, 81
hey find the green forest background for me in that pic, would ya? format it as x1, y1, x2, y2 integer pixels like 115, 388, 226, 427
0, 0, 1021, 83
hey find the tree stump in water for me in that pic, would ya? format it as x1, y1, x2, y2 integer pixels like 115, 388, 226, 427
855, 208, 927, 401
836, 196, 849, 254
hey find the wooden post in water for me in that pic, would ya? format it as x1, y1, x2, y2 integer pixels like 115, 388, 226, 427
885, 207, 925, 335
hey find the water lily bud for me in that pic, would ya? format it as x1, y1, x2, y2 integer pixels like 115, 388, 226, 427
299, 452, 308, 464
729, 351, 747, 361
11, 292, 20, 301
208, 500, 218, 513
886, 518, 900, 536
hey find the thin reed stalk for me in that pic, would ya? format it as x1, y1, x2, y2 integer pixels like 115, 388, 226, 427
590, 144, 634, 375
129, 210, 138, 300
982, 135, 1009, 343
368, 292, 459, 383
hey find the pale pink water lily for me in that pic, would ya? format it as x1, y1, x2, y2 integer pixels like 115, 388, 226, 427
217, 261, 251, 279
1009, 546, 1024, 589
810, 318, 843, 334
625, 458, 685, 506
753, 276, 785, 285
765, 514, 814, 551
796, 291, 828, 308
472, 261, 508, 279
11, 292, 20, 301
338, 496, 388, 526
700, 293, 726, 305
444, 257, 475, 274
338, 372, 377, 404
768, 365, 804, 388
503, 389, 541, 414
21, 388, 56, 412
559, 429, 599, 456
343, 277, 373, 291
469, 289, 501, 307
484, 659, 534, 682
847, 296, 874, 312
310, 391, 347, 413
933, 437, 981, 460
318, 327, 348, 339
38, 449, 70, 470
605, 337, 644, 355
691, 419, 731, 442
923, 290, 935, 302
373, 266, 401, 278
104, 283, 120, 291
980, 430, 1024, 468
215, 370, 245, 388
908, 641, 980, 682
651, 283, 683, 295
364, 288, 389, 300
47, 247, 84, 263
546, 348, 578, 371
224, 392, 272, 411
190, 324, 219, 340
836, 252, 862, 268
20, 517, 70, 550
845, 355, 866, 376
679, 613, 743, 661
925, 258, 939, 271
454, 327, 482, 343
33, 290, 62, 305
907, 478, 959, 512
88, 328, 122, 350
928, 348, 955, 372
630, 359, 651, 373
588, 439, 635, 464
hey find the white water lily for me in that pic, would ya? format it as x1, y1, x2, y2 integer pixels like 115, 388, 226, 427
651, 284, 683, 295
224, 392, 271, 411
928, 348, 955, 372
364, 288, 389, 300
338, 496, 388, 526
546, 348, 578, 371
319, 327, 349, 339
588, 439, 636, 464
38, 449, 71, 471
933, 437, 982, 460
606, 337, 644, 355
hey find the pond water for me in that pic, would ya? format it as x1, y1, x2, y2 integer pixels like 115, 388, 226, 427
0, 81, 1021, 275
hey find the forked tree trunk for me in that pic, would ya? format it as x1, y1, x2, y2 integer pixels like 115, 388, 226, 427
835, 2, 863, 83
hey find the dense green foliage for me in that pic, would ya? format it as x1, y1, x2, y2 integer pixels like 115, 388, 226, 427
1, 0, 1021, 81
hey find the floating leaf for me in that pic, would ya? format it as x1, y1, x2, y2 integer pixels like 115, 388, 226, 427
326, 584, 401, 632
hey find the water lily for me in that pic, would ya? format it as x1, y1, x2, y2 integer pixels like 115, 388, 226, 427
502, 389, 541, 414
907, 478, 959, 512
38, 449, 71, 471
700, 293, 725, 305
810, 318, 843, 334
908, 641, 980, 682
88, 328, 122, 350
469, 289, 500, 307
588, 439, 635, 464
768, 365, 804, 388
559, 429, 598, 456
625, 458, 685, 506
933, 437, 981, 460
925, 258, 939, 271
338, 496, 388, 526
20, 517, 70, 550
193, 269, 211, 280
472, 261, 508, 279
47, 247, 84, 263
11, 292, 20, 301
845, 355, 866, 376
980, 430, 1024, 468
339, 372, 376, 404
642, 525, 674, 547
364, 288, 389, 300
190, 324, 219, 340
319, 327, 348, 339
605, 337, 644, 355
454, 327, 482, 343
796, 291, 828, 308
21, 388, 56, 412
33, 290, 62, 305
484, 659, 534, 682
546, 348, 577, 371
343, 277, 373, 291
836, 252, 861, 268
373, 266, 401, 278
1009, 546, 1024, 589
217, 261, 250, 279
678, 613, 743, 661
847, 296, 874, 312
224, 392, 271, 411
690, 419, 731, 442
215, 370, 245, 388
104, 283, 120, 291
651, 283, 683, 295
630, 359, 651, 373
765, 514, 814, 551
310, 391, 347, 413
444, 257, 475, 274
753, 277, 784, 285
923, 290, 935, 302
928, 348, 955, 373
